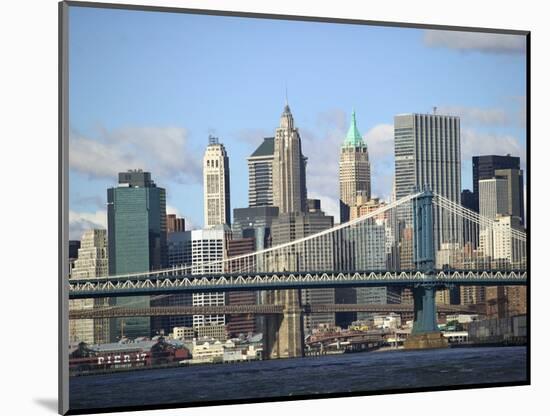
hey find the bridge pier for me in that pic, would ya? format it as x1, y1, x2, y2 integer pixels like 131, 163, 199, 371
404, 284, 448, 349
404, 189, 447, 350
264, 289, 304, 359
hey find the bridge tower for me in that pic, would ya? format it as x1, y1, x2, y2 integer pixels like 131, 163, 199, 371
404, 189, 448, 349
264, 289, 304, 359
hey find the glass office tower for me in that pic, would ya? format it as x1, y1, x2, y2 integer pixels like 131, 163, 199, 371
107, 170, 167, 341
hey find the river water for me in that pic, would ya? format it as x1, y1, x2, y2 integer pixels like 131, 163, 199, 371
69, 346, 527, 411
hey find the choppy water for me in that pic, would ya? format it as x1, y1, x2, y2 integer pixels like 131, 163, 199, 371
70, 346, 527, 411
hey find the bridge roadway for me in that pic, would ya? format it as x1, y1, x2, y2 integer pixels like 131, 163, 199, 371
68, 302, 478, 320
68, 269, 527, 299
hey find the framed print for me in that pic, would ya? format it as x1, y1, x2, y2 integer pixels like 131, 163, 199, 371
59, 1, 529, 414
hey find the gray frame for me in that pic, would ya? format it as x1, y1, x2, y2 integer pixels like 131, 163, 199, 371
59, 2, 530, 415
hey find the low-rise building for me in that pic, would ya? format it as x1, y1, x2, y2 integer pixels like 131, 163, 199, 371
172, 326, 195, 340
196, 324, 227, 341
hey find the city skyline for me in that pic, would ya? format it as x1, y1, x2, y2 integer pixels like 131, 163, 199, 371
68, 7, 527, 240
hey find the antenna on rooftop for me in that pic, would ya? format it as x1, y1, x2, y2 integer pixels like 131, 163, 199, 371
433, 106, 438, 115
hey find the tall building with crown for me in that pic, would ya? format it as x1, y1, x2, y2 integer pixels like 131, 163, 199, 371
339, 110, 371, 223
272, 104, 307, 214
203, 136, 231, 228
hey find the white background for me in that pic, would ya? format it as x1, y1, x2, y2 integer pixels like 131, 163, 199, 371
0, 0, 548, 415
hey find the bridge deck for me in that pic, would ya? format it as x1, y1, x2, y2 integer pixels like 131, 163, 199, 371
68, 270, 527, 299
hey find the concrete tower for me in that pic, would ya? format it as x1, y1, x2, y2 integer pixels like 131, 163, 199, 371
339, 110, 371, 223
203, 136, 231, 228
272, 104, 307, 214
68, 229, 109, 344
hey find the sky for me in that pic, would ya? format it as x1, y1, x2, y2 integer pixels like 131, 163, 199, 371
68, 5, 527, 240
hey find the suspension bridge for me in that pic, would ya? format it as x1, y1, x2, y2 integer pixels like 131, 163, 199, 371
68, 189, 527, 357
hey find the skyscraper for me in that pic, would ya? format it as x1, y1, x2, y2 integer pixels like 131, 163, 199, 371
394, 113, 461, 253
107, 170, 167, 340
339, 110, 371, 223
272, 104, 307, 214
203, 136, 231, 228
494, 168, 525, 225
190, 227, 229, 327
472, 155, 520, 213
69, 229, 109, 344
248, 137, 275, 207
394, 113, 461, 203
479, 177, 509, 220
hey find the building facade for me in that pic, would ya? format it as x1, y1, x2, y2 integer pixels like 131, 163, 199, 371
271, 202, 335, 335
272, 104, 307, 214
167, 226, 230, 328
339, 111, 371, 224
226, 237, 258, 337
394, 113, 461, 253
247, 137, 275, 207
203, 136, 231, 228
494, 168, 525, 225
166, 214, 185, 233
472, 155, 520, 214
69, 229, 110, 344
107, 170, 167, 341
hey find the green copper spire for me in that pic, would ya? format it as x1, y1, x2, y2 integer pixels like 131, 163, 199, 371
343, 110, 365, 147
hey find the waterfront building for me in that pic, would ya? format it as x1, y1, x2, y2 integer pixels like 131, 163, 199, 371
248, 137, 275, 207
107, 170, 167, 341
196, 324, 228, 341
339, 111, 371, 224
172, 326, 195, 340
69, 229, 109, 344
203, 136, 231, 228
272, 103, 307, 214
373, 313, 402, 329
472, 154, 521, 214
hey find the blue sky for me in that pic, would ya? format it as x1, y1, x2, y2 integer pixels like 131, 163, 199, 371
68, 5, 527, 239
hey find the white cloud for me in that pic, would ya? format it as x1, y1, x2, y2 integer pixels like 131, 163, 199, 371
438, 106, 511, 126
364, 124, 394, 159
69, 126, 202, 184
69, 210, 107, 240
423, 30, 526, 54
461, 129, 525, 163
166, 204, 180, 216
301, 111, 345, 210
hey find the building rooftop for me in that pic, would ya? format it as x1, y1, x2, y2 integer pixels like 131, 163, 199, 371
250, 137, 274, 158
343, 111, 365, 148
